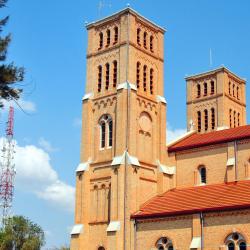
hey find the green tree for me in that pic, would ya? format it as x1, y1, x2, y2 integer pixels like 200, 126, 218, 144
0, 0, 24, 108
0, 216, 45, 250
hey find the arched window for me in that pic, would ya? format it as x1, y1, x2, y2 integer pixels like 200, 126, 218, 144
229, 81, 231, 95
150, 68, 154, 94
197, 111, 201, 132
106, 29, 111, 47
238, 112, 240, 127
105, 63, 110, 90
211, 108, 215, 130
211, 80, 215, 95
225, 232, 247, 250
143, 32, 147, 49
234, 111, 236, 128
204, 109, 208, 131
100, 122, 105, 148
199, 166, 206, 184
143, 65, 147, 92
108, 119, 113, 147
98, 65, 102, 92
239, 242, 247, 250
114, 26, 118, 44
98, 247, 105, 250
137, 28, 141, 45
156, 237, 174, 250
136, 62, 140, 89
228, 242, 235, 250
197, 84, 201, 98
233, 84, 235, 97
99, 32, 103, 49
150, 35, 154, 52
229, 109, 232, 128
237, 86, 239, 99
99, 115, 113, 149
204, 82, 208, 96
113, 60, 117, 87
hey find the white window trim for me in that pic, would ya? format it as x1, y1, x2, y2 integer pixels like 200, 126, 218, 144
99, 115, 113, 150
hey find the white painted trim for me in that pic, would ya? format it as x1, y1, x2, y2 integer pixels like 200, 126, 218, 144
217, 126, 229, 131
190, 236, 201, 248
111, 152, 140, 167
127, 153, 140, 167
117, 81, 137, 91
227, 157, 235, 166
82, 92, 93, 101
157, 160, 176, 175
156, 95, 167, 104
76, 159, 92, 172
111, 152, 126, 166
71, 224, 84, 235
86, 7, 166, 32
106, 221, 120, 232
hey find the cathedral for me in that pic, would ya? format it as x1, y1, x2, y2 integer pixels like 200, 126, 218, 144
70, 7, 250, 250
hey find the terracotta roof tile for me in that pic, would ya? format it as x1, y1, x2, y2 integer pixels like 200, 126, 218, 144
132, 180, 250, 219
168, 125, 250, 152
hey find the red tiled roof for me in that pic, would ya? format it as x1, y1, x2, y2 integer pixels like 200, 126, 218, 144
132, 180, 250, 219
168, 125, 250, 152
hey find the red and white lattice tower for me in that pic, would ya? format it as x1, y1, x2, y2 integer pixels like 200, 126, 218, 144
0, 106, 15, 224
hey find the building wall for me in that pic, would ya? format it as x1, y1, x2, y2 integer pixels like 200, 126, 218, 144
135, 210, 250, 250
173, 140, 250, 188
186, 69, 246, 133
71, 8, 168, 250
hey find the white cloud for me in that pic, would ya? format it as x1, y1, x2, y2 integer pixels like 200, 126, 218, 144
17, 99, 36, 112
167, 123, 187, 143
2, 98, 36, 113
38, 137, 59, 152
36, 180, 75, 212
0, 139, 75, 212
73, 117, 82, 127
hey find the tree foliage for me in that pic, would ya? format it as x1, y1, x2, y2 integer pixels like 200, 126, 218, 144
0, 216, 45, 250
0, 0, 24, 107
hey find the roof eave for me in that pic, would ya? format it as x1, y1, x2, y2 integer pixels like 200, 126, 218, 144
131, 204, 250, 220
85, 7, 166, 33
168, 134, 250, 153
185, 66, 246, 83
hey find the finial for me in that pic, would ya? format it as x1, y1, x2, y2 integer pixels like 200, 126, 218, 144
189, 119, 195, 131
127, 3, 130, 7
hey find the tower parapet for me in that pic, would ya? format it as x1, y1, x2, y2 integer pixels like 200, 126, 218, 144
186, 66, 246, 133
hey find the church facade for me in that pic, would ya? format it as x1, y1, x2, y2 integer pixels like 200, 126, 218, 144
70, 7, 250, 250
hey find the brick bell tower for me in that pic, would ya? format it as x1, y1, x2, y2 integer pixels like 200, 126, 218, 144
70, 7, 172, 250
186, 67, 246, 133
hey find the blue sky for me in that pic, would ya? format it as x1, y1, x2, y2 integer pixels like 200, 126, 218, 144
1, 0, 250, 248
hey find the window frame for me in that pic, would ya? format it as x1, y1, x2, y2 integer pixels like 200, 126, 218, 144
150, 35, 154, 52
150, 68, 154, 94
113, 60, 117, 87
136, 62, 141, 89
199, 166, 207, 185
98, 65, 102, 92
204, 109, 208, 131
99, 115, 113, 150
114, 26, 118, 44
197, 111, 201, 132
106, 29, 111, 47
99, 32, 103, 49
143, 65, 147, 92
204, 82, 208, 96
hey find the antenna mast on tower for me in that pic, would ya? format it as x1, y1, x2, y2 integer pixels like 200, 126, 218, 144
0, 106, 16, 225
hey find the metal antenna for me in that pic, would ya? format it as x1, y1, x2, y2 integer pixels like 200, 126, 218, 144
209, 48, 213, 68
98, 0, 112, 17
0, 106, 16, 226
